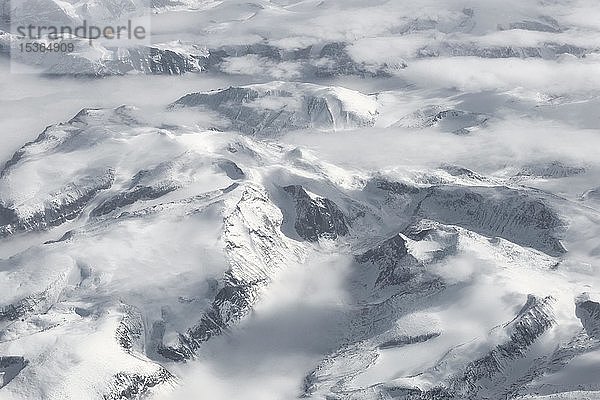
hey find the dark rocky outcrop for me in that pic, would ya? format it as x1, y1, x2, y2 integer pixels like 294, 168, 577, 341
216, 159, 245, 180
284, 185, 349, 242
0, 356, 28, 388
576, 295, 600, 339
356, 234, 419, 287
91, 183, 177, 217
379, 332, 441, 349
103, 369, 174, 400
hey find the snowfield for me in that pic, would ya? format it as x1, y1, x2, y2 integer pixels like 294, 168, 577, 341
1, 1, 600, 399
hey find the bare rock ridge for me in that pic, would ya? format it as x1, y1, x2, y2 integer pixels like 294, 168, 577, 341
517, 161, 586, 179
106, 304, 176, 400
378, 332, 442, 350
90, 154, 201, 217
0, 357, 28, 388
576, 294, 600, 339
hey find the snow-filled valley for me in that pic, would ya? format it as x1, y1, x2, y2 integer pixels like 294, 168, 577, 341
1, 1, 600, 399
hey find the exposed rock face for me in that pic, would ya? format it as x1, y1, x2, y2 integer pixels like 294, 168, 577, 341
283, 185, 349, 242
116, 305, 145, 353
91, 156, 195, 217
416, 185, 567, 256
171, 81, 379, 135
364, 178, 567, 257
576, 294, 600, 339
378, 332, 441, 349
101, 45, 209, 75
517, 161, 586, 179
44, 45, 209, 76
103, 304, 177, 399
216, 159, 245, 180
0, 356, 28, 388
103, 369, 174, 400
361, 295, 558, 400
356, 234, 420, 287
91, 183, 176, 217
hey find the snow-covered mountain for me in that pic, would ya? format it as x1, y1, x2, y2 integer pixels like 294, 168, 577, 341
2, 1, 600, 400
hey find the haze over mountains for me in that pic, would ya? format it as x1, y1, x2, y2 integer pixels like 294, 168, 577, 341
1, 1, 600, 399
